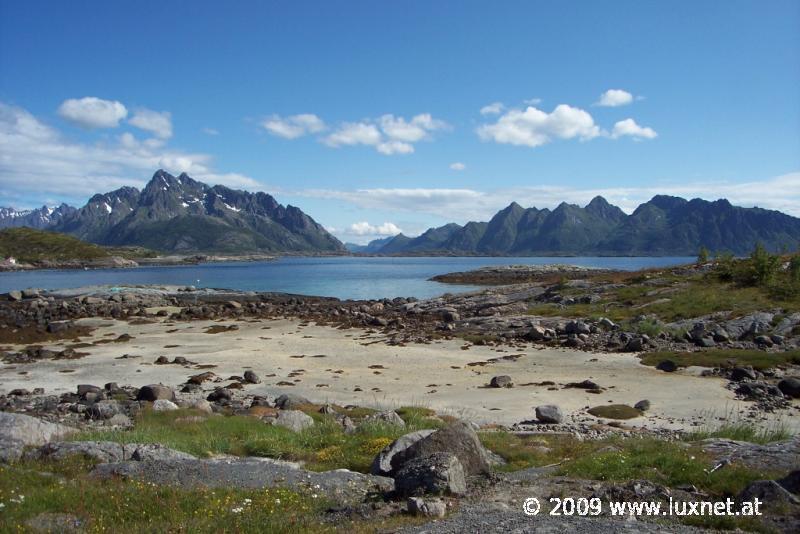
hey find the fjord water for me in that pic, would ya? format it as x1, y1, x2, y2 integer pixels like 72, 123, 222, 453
0, 256, 693, 300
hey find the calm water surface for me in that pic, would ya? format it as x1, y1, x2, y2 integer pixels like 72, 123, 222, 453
0, 256, 693, 300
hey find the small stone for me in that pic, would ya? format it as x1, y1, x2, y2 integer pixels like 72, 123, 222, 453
407, 497, 447, 518
271, 410, 314, 432
152, 399, 179, 412
656, 360, 677, 372
489, 375, 513, 388
243, 370, 261, 384
207, 388, 233, 402
634, 399, 651, 412
136, 384, 175, 402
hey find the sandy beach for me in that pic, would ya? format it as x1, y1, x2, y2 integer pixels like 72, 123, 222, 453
3, 314, 790, 432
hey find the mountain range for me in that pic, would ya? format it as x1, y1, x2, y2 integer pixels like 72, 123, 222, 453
1, 170, 344, 254
2, 173, 799, 256
357, 196, 800, 256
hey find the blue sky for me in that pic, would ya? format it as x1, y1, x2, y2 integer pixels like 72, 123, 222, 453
1, 0, 799, 243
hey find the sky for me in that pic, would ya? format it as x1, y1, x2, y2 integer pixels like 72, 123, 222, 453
0, 1, 799, 244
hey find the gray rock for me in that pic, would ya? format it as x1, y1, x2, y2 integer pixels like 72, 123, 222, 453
31, 441, 128, 463
77, 384, 102, 398
489, 375, 513, 388
778, 470, 800, 494
152, 399, 179, 412
106, 414, 133, 427
598, 317, 616, 330
271, 410, 314, 432
25, 513, 84, 533
395, 452, 467, 497
623, 337, 645, 352
738, 480, 800, 508
0, 436, 26, 463
243, 370, 261, 384
565, 320, 591, 335
371, 429, 436, 476
8, 290, 23, 301
407, 497, 447, 518
85, 400, 121, 420
130, 444, 196, 462
0, 412, 74, 446
731, 366, 757, 382
207, 388, 232, 402
656, 359, 677, 372
754, 335, 774, 347
364, 410, 406, 427
535, 404, 563, 424
90, 457, 393, 505
392, 421, 490, 476
778, 377, 800, 398
136, 384, 175, 402
634, 400, 651, 412
695, 337, 716, 348
275, 393, 311, 410
185, 399, 214, 413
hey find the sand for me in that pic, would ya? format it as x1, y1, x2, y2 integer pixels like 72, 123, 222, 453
1, 316, 795, 431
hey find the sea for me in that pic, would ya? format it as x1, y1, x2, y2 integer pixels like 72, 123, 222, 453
0, 256, 694, 300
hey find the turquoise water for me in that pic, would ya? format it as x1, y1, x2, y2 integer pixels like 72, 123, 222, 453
0, 256, 693, 300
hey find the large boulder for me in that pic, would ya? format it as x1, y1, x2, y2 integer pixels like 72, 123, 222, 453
370, 429, 436, 476
136, 384, 175, 402
394, 452, 467, 496
275, 393, 311, 410
535, 405, 563, 424
778, 377, 800, 399
391, 421, 490, 476
271, 410, 314, 432
0, 412, 74, 446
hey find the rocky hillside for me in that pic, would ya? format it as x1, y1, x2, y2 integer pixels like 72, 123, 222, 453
50, 170, 345, 254
368, 196, 800, 256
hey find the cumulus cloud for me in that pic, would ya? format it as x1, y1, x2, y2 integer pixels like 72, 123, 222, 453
323, 113, 447, 155
0, 101, 259, 204
596, 89, 634, 107
449, 162, 466, 171
477, 104, 601, 147
57, 97, 128, 129
348, 221, 403, 236
611, 118, 657, 139
129, 108, 173, 139
263, 113, 326, 139
292, 172, 800, 223
480, 102, 505, 115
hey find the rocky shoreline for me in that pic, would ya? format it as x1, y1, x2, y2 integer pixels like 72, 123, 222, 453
0, 253, 279, 272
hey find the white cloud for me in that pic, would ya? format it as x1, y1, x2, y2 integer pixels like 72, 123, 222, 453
323, 121, 382, 147
129, 108, 173, 139
480, 102, 505, 115
596, 89, 634, 107
376, 140, 414, 155
323, 113, 447, 155
449, 162, 466, 171
202, 127, 219, 136
263, 113, 326, 139
57, 97, 128, 129
611, 118, 658, 139
477, 104, 601, 147
348, 221, 403, 236
523, 98, 542, 106
0, 101, 259, 203
292, 172, 800, 223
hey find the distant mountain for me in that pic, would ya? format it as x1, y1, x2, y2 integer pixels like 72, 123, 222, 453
365, 196, 800, 256
48, 170, 345, 254
345, 236, 396, 253
0, 204, 77, 230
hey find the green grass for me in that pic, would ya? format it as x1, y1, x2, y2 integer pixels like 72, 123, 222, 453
685, 411, 792, 444
558, 438, 778, 497
0, 461, 332, 533
0, 227, 155, 262
527, 259, 800, 324
75, 406, 445, 473
639, 349, 800, 371
478, 432, 592, 472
